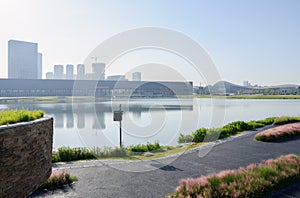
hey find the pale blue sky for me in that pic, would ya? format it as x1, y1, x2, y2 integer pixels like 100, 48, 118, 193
0, 0, 299, 85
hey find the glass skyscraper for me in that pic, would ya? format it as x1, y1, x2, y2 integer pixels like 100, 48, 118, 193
8, 40, 38, 79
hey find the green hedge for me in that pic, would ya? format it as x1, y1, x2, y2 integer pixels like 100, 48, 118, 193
52, 142, 162, 162
273, 116, 300, 125
0, 109, 44, 126
128, 141, 161, 153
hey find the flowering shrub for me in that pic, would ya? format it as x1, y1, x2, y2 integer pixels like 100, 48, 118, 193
39, 169, 77, 190
168, 154, 300, 198
255, 122, 300, 142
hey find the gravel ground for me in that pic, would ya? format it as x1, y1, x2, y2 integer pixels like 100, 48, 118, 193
30, 126, 300, 198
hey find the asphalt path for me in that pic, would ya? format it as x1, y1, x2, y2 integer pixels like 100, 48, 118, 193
30, 126, 300, 198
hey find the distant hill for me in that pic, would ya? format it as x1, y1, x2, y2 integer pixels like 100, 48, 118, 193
263, 84, 300, 89
204, 81, 300, 95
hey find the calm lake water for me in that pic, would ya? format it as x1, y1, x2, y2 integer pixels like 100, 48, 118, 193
1, 98, 299, 149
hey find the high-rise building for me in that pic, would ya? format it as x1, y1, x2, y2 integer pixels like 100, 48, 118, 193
37, 53, 42, 79
46, 72, 54, 79
132, 72, 141, 81
66, 64, 74, 80
77, 64, 85, 80
243, 81, 251, 87
8, 40, 38, 79
92, 63, 105, 80
106, 75, 127, 81
53, 65, 64, 79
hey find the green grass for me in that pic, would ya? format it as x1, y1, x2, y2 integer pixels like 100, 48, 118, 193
273, 116, 300, 125
168, 154, 300, 198
128, 141, 161, 153
52, 147, 97, 162
0, 109, 44, 126
52, 142, 162, 163
52, 142, 206, 163
178, 116, 300, 144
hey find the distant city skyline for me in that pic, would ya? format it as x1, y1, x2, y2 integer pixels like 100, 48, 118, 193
0, 0, 299, 86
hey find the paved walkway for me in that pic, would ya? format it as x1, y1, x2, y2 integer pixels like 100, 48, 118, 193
30, 126, 300, 198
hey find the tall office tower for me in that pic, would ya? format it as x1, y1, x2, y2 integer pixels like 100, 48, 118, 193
92, 63, 105, 80
53, 65, 64, 79
46, 72, 54, 79
8, 40, 38, 79
132, 72, 141, 81
37, 53, 42, 79
66, 64, 74, 80
77, 64, 85, 80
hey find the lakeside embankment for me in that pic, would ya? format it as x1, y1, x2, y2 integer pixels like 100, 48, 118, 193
31, 122, 300, 198
52, 116, 300, 163
1, 95, 300, 104
185, 94, 300, 100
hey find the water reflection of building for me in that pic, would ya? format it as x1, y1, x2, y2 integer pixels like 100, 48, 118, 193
131, 105, 142, 119
54, 113, 64, 128
93, 112, 105, 129
77, 113, 85, 129
66, 113, 74, 128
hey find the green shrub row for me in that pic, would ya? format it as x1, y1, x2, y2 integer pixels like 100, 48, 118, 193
168, 154, 300, 198
128, 141, 161, 152
52, 147, 96, 162
178, 116, 300, 143
273, 116, 300, 125
52, 142, 162, 163
0, 109, 44, 126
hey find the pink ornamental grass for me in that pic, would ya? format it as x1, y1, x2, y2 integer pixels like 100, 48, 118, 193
167, 154, 300, 198
255, 122, 300, 142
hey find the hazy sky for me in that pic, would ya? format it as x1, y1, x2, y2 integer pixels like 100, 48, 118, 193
0, 0, 299, 86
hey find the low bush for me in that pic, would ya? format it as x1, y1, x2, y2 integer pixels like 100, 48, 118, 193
52, 147, 96, 163
168, 154, 300, 198
192, 128, 207, 142
247, 121, 265, 129
256, 117, 276, 125
0, 109, 44, 126
273, 116, 300, 125
178, 133, 193, 143
92, 147, 128, 158
255, 122, 300, 142
128, 141, 161, 153
39, 169, 77, 190
52, 142, 163, 162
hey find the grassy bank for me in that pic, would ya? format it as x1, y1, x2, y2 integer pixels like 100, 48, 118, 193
168, 154, 300, 198
52, 142, 205, 163
0, 109, 44, 126
178, 116, 300, 144
184, 95, 300, 100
